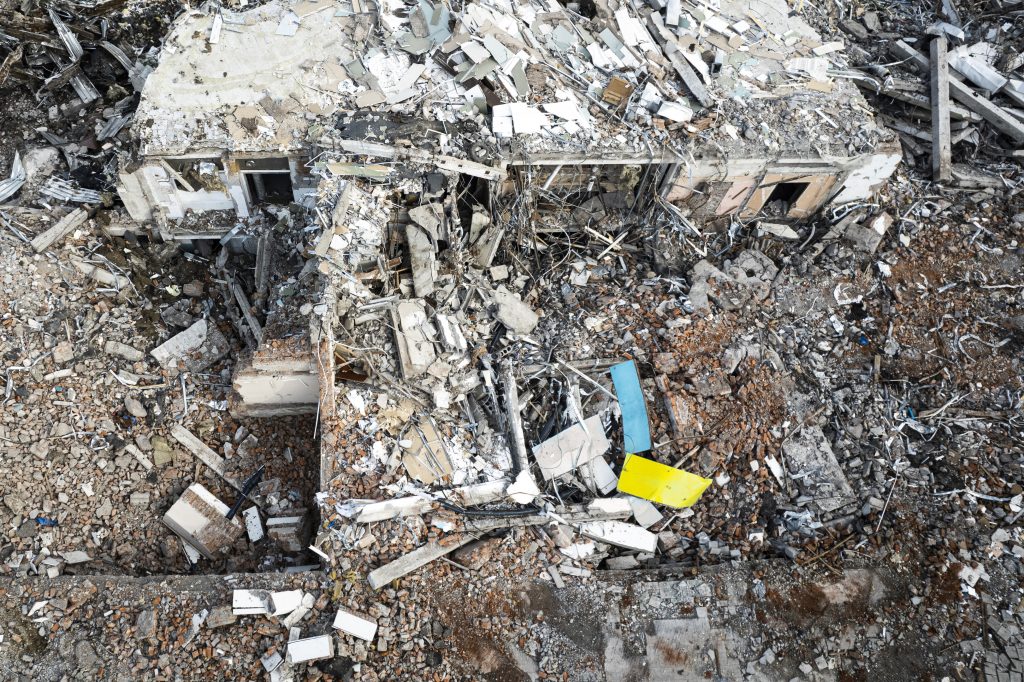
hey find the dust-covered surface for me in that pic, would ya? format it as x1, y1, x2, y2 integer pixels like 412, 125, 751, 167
1, 0, 1023, 680
0, 213, 321, 576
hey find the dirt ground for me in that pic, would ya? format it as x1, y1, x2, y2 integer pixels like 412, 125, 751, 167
1, 0, 1023, 680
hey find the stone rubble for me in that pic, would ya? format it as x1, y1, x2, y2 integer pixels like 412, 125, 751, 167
0, 0, 1023, 679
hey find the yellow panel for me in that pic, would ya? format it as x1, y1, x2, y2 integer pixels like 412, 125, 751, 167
617, 453, 712, 508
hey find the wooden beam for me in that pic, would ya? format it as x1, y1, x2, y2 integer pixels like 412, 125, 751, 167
645, 12, 713, 107
851, 77, 982, 122
158, 158, 195, 192
230, 278, 264, 345
0, 45, 23, 88
41, 61, 82, 92
30, 207, 88, 253
366, 534, 476, 589
882, 116, 931, 142
82, 0, 132, 17
462, 500, 632, 532
503, 363, 532, 477
930, 37, 952, 182
168, 423, 242, 491
891, 40, 1024, 144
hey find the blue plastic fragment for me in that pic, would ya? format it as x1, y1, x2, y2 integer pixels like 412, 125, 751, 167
610, 360, 652, 454
35, 517, 58, 527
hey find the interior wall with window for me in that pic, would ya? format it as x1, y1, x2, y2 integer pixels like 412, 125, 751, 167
668, 168, 840, 223
162, 157, 237, 214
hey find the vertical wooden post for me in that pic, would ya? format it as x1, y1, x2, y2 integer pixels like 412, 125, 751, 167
930, 37, 952, 182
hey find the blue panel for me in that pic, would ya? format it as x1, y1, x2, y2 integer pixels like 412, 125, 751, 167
610, 360, 652, 454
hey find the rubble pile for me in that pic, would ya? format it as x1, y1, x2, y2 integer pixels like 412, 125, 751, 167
830, 0, 1024, 179
0, 0, 1023, 679
127, 0, 893, 163
0, 205, 321, 577
0, 0, 181, 202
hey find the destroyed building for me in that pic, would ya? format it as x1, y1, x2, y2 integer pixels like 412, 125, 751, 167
112, 0, 904, 421
3, 0, 1024, 679
117, 0, 901, 234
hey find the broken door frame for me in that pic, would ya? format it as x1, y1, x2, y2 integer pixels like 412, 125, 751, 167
237, 156, 294, 208
738, 173, 840, 220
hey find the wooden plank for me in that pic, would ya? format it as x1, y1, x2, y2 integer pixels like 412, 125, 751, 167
930, 37, 952, 182
462, 501, 633, 532
42, 62, 82, 92
367, 534, 476, 589
158, 158, 195, 192
31, 208, 88, 253
851, 78, 981, 122
645, 12, 712, 107
890, 40, 1024, 144
254, 233, 272, 296
434, 155, 506, 182
168, 423, 241, 490
882, 115, 931, 142
503, 363, 531, 476
1, 27, 63, 49
231, 280, 264, 345
82, 0, 132, 17
353, 479, 509, 523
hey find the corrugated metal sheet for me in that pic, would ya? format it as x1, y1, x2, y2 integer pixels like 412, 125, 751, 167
0, 152, 26, 203
40, 176, 102, 204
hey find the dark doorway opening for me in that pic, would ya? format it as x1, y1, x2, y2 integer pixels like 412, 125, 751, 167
245, 172, 294, 204
765, 181, 808, 207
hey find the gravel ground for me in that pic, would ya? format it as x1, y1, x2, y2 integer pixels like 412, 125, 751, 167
1, 0, 1023, 679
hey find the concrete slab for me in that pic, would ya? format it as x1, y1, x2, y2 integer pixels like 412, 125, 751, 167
781, 425, 855, 514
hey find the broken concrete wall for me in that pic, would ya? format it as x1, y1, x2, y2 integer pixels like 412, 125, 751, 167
231, 367, 319, 416
119, 157, 298, 226
229, 279, 335, 418
497, 153, 893, 229
665, 146, 903, 222
501, 160, 660, 196
118, 163, 239, 222
829, 145, 905, 204
120, 0, 906, 232
117, 150, 321, 228
740, 172, 838, 220
117, 169, 154, 222
178, 188, 236, 214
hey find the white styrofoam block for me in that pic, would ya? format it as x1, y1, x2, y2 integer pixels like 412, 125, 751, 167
271, 590, 303, 617
232, 589, 271, 615
333, 608, 378, 641
625, 495, 664, 528
243, 506, 264, 542
287, 634, 334, 663
579, 521, 658, 553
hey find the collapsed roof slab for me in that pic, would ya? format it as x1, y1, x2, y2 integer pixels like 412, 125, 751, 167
134, 5, 352, 157
123, 0, 901, 229
131, 0, 898, 164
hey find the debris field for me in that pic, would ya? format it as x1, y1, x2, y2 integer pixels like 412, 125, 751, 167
0, 0, 1023, 680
